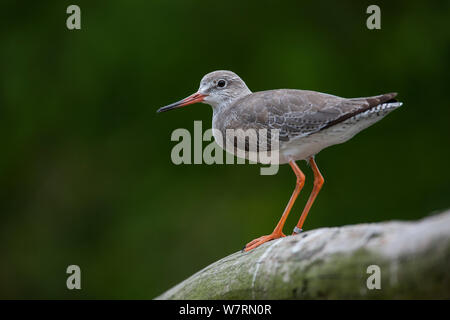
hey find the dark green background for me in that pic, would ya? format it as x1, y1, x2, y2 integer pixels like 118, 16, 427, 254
0, 1, 449, 299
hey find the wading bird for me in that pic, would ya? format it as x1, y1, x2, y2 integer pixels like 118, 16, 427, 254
158, 70, 402, 251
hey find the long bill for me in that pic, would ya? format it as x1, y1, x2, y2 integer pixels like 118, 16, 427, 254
157, 92, 207, 113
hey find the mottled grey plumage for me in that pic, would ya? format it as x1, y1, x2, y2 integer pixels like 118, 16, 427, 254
215, 88, 398, 141
158, 70, 403, 164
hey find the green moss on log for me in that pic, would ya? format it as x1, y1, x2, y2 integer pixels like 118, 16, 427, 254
156, 211, 450, 300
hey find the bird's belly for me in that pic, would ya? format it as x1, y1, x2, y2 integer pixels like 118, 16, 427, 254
280, 115, 385, 163
279, 135, 331, 163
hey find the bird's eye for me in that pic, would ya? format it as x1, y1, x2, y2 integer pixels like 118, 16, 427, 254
217, 79, 227, 88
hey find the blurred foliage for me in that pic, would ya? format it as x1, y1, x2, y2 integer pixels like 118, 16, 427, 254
0, 0, 449, 298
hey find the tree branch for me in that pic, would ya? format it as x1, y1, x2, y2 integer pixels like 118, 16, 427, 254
156, 210, 450, 299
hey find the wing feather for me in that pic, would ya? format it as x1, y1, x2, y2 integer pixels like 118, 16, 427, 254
216, 89, 397, 152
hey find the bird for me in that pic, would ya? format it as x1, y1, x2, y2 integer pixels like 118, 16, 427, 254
157, 70, 403, 252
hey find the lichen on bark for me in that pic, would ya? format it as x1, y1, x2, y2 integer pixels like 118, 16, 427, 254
156, 210, 450, 300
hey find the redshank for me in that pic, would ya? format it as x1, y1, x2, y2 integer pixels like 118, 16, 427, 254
157, 70, 402, 252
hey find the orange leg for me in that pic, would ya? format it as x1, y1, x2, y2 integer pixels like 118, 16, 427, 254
292, 157, 324, 235
244, 160, 305, 252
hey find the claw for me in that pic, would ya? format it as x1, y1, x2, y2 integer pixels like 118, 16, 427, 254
244, 232, 285, 252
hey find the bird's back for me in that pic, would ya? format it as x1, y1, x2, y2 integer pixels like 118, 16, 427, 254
215, 89, 399, 139
213, 89, 402, 162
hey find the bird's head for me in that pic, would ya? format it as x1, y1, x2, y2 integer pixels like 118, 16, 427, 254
157, 70, 251, 113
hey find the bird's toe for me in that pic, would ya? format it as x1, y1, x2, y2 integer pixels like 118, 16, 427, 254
244, 232, 285, 252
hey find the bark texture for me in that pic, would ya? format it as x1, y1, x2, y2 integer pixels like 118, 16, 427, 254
156, 211, 450, 299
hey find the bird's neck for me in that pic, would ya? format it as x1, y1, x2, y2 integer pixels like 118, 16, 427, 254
211, 89, 252, 115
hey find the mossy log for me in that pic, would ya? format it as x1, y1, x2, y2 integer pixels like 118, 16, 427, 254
156, 211, 450, 299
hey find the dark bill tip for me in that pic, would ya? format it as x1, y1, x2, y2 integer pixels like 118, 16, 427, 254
157, 92, 206, 113
157, 101, 181, 113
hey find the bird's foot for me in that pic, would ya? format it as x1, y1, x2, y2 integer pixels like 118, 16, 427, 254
243, 231, 286, 252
